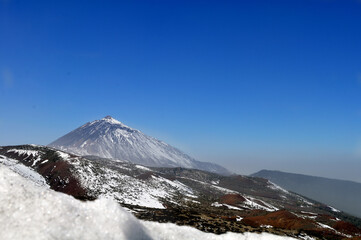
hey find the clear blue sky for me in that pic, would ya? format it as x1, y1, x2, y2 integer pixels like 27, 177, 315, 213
1, 0, 361, 182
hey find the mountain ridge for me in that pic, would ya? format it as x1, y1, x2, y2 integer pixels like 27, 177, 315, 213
255, 169, 361, 184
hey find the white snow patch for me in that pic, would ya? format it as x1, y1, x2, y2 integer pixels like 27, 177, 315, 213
7, 149, 40, 157
135, 165, 153, 171
211, 180, 220, 185
261, 225, 273, 228
184, 199, 201, 204
152, 176, 195, 196
268, 181, 289, 193
328, 206, 340, 212
223, 204, 242, 210
80, 140, 88, 148
211, 185, 238, 194
243, 197, 278, 211
124, 191, 166, 209
299, 197, 314, 206
297, 233, 317, 240
211, 202, 242, 210
317, 223, 334, 230
211, 202, 223, 207
57, 151, 71, 160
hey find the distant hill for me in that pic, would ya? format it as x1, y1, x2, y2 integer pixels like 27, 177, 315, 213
252, 170, 361, 218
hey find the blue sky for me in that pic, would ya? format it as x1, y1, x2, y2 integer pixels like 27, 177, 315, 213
1, 0, 361, 182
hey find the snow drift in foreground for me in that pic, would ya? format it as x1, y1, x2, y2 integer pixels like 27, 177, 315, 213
0, 165, 295, 240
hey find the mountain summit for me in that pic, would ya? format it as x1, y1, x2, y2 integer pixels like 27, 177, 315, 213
49, 116, 230, 175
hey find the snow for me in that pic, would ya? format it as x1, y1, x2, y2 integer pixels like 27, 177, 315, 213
180, 176, 238, 195
299, 211, 318, 219
211, 202, 223, 207
184, 198, 201, 204
211, 202, 242, 210
211, 184, 238, 194
5, 149, 44, 167
297, 234, 317, 240
135, 165, 152, 171
68, 160, 184, 209
328, 206, 340, 212
7, 149, 40, 157
0, 165, 150, 240
102, 115, 132, 128
317, 223, 334, 230
242, 197, 278, 212
301, 211, 317, 215
317, 222, 352, 238
268, 181, 289, 193
211, 180, 220, 185
153, 176, 195, 195
131, 191, 166, 209
301, 198, 314, 206
0, 164, 298, 240
260, 225, 273, 228
0, 156, 48, 187
57, 150, 71, 159
223, 204, 242, 210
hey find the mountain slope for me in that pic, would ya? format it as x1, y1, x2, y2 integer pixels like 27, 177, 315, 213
48, 116, 230, 175
251, 170, 361, 218
2, 145, 361, 239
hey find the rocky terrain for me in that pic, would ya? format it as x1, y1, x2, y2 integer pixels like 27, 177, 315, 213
1, 144, 361, 239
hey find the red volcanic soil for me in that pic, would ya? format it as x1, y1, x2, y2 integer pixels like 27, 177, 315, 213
219, 194, 246, 206
37, 160, 87, 199
241, 210, 317, 230
332, 221, 361, 235
315, 214, 337, 221
241, 210, 361, 239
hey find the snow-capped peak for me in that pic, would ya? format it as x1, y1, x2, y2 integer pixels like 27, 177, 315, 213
101, 115, 126, 125
92, 115, 136, 131
103, 115, 115, 120
48, 116, 231, 175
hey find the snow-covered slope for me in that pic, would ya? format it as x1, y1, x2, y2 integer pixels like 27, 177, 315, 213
0, 164, 297, 240
48, 116, 230, 175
